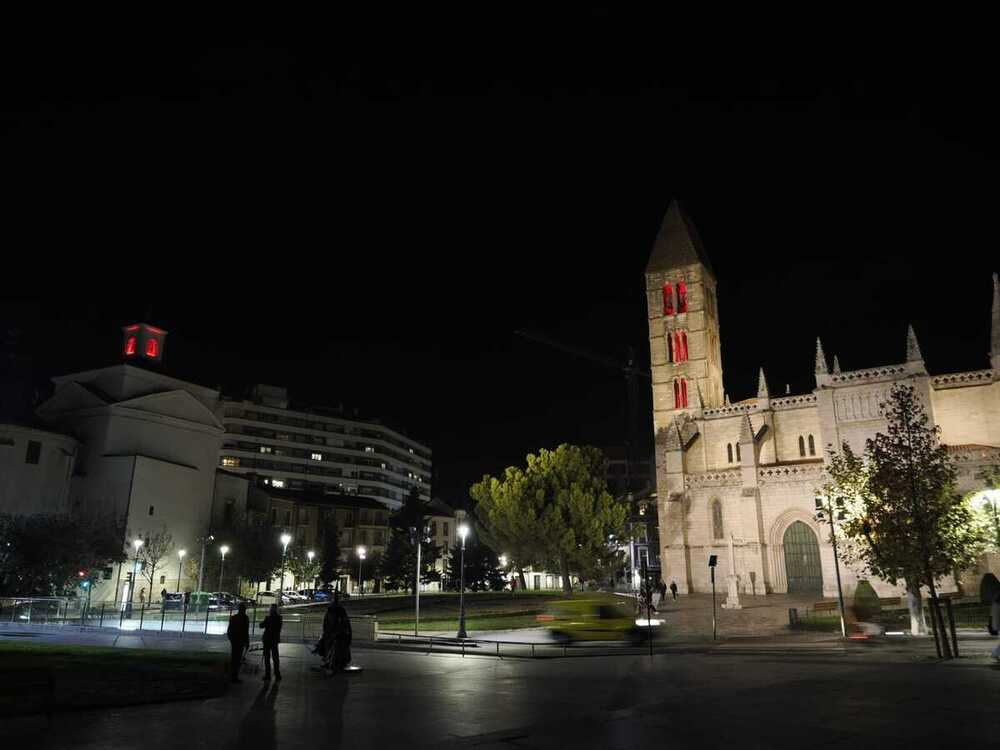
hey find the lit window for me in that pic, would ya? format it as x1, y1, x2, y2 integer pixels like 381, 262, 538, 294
674, 380, 681, 409
259, 446, 273, 454
145, 338, 159, 357
124, 336, 137, 357
311, 452, 323, 461
364, 446, 374, 453
272, 479, 286, 489
679, 331, 688, 361
380, 462, 386, 469
662, 282, 674, 316
408, 448, 414, 454
221, 457, 239, 467
678, 281, 688, 313
681, 379, 688, 407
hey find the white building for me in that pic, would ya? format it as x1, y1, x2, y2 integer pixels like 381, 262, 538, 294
217, 385, 431, 510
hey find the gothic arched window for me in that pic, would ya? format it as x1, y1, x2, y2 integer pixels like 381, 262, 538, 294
680, 378, 688, 407
662, 283, 674, 316
678, 281, 688, 313
711, 499, 724, 540
735, 443, 742, 462
798, 435, 806, 457
727, 443, 733, 463
808, 434, 816, 456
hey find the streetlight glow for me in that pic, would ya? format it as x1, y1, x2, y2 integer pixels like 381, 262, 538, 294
458, 524, 469, 542
176, 548, 187, 593
133, 538, 144, 551
218, 545, 230, 593
220, 545, 230, 557
307, 550, 315, 562
281, 533, 292, 549
279, 533, 292, 601
356, 546, 367, 596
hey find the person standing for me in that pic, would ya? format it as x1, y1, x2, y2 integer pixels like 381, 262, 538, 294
227, 603, 250, 683
160, 587, 168, 603
139, 588, 146, 605
261, 604, 283, 682
669, 581, 678, 601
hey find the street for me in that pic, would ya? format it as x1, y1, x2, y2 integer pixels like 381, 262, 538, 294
4, 634, 999, 749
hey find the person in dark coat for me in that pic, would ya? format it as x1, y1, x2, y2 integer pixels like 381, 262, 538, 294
669, 581, 678, 600
227, 603, 250, 683
260, 604, 283, 681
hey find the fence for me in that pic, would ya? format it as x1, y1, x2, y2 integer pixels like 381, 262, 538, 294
788, 598, 992, 632
0, 597, 377, 643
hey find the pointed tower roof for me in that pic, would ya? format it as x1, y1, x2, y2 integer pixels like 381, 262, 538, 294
645, 200, 715, 277
757, 367, 769, 399
739, 413, 754, 444
815, 337, 828, 375
833, 355, 841, 374
906, 324, 923, 362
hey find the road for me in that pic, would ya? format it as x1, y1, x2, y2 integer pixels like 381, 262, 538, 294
5, 630, 1000, 749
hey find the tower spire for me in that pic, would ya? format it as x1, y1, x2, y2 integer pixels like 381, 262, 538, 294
906, 323, 923, 362
991, 272, 999, 369
757, 367, 769, 399
833, 355, 841, 374
739, 412, 754, 444
815, 337, 828, 375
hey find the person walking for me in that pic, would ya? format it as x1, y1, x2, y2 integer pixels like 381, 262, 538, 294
139, 588, 146, 605
160, 587, 168, 603
261, 604, 283, 682
227, 603, 250, 683
669, 581, 678, 601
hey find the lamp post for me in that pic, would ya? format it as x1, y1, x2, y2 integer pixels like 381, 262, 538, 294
279, 533, 292, 601
411, 527, 424, 635
129, 538, 144, 614
176, 549, 186, 593
197, 534, 214, 593
307, 550, 315, 590
356, 546, 366, 596
218, 545, 229, 593
456, 524, 469, 639
815, 495, 848, 639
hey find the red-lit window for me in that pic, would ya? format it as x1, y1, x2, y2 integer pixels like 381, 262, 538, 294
667, 333, 674, 363
674, 378, 688, 408
681, 332, 689, 361
673, 331, 689, 363
678, 281, 688, 313
145, 338, 159, 357
673, 380, 681, 408
124, 336, 137, 356
681, 378, 688, 407
662, 283, 674, 316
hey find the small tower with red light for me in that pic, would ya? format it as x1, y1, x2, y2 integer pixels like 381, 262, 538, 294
122, 323, 167, 364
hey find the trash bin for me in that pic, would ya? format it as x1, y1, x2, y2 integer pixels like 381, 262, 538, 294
788, 608, 799, 626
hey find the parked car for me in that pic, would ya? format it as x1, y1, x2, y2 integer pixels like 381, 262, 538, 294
282, 589, 308, 603
210, 592, 246, 609
256, 590, 292, 606
162, 592, 185, 611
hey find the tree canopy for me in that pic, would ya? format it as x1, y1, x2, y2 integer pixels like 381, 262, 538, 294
381, 489, 439, 594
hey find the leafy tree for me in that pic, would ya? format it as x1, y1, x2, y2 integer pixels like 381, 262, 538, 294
286, 547, 322, 590
380, 489, 440, 594
824, 384, 985, 656
442, 538, 506, 592
472, 444, 628, 594
132, 529, 174, 601
0, 513, 126, 596
971, 465, 1000, 552
318, 513, 341, 585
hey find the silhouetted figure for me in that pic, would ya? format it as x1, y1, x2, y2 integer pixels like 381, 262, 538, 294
139, 588, 146, 604
160, 587, 167, 602
261, 604, 283, 682
227, 603, 250, 683
669, 581, 678, 600
320, 593, 352, 673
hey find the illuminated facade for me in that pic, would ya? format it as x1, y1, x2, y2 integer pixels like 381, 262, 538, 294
648, 202, 1000, 597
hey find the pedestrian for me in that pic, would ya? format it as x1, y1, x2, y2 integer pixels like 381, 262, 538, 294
160, 587, 168, 602
670, 581, 678, 600
261, 603, 283, 682
227, 602, 250, 683
139, 588, 145, 604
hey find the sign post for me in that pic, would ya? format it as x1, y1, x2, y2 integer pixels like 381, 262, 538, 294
709, 554, 718, 640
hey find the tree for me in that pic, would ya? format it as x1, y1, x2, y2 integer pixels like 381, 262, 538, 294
0, 513, 126, 596
132, 529, 174, 599
286, 548, 322, 590
824, 384, 985, 656
443, 539, 506, 592
381, 489, 440, 594
970, 465, 1000, 553
318, 513, 341, 586
472, 444, 628, 595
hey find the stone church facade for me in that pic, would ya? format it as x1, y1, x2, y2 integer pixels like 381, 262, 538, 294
647, 202, 1000, 598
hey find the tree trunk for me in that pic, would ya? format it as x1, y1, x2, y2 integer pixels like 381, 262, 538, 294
560, 555, 573, 596
906, 581, 926, 635
926, 578, 953, 658
517, 568, 527, 590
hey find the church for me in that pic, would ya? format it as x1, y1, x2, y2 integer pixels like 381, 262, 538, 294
646, 202, 1000, 598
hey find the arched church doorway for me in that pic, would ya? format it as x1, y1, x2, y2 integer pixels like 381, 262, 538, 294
783, 521, 822, 594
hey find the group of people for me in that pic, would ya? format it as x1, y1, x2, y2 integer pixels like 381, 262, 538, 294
225, 592, 353, 683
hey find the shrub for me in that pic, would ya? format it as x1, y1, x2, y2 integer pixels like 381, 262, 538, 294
851, 580, 882, 621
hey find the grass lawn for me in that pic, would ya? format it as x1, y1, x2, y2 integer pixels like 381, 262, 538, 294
344, 591, 565, 632
0, 641, 228, 716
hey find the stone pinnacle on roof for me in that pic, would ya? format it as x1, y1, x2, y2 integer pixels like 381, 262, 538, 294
757, 367, 769, 399
815, 337, 828, 375
906, 324, 923, 362
739, 412, 754, 444
645, 200, 715, 277
832, 355, 841, 374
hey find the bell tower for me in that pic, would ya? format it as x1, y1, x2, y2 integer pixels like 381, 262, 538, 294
644, 201, 724, 436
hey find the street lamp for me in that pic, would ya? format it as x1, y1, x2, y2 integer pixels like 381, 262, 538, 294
499, 554, 511, 596
176, 549, 186, 593
457, 524, 469, 639
815, 495, 848, 639
307, 550, 315, 589
197, 534, 214, 593
129, 538, 144, 612
218, 545, 230, 593
279, 533, 292, 601
356, 545, 366, 596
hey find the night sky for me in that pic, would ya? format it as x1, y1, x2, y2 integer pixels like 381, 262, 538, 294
2, 22, 996, 504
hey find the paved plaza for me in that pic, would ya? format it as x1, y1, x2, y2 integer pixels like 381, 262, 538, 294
3, 627, 999, 749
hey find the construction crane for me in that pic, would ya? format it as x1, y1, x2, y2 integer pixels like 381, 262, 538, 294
513, 328, 652, 497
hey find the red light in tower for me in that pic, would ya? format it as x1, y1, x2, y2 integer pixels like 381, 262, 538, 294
678, 282, 688, 313
124, 336, 137, 356
122, 323, 167, 363
145, 338, 159, 357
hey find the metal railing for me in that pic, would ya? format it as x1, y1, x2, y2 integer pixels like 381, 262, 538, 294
374, 630, 661, 659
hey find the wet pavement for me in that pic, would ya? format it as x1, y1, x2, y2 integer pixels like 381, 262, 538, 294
4, 629, 999, 749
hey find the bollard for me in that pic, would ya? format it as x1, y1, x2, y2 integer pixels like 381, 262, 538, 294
160, 602, 167, 632
138, 602, 146, 631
